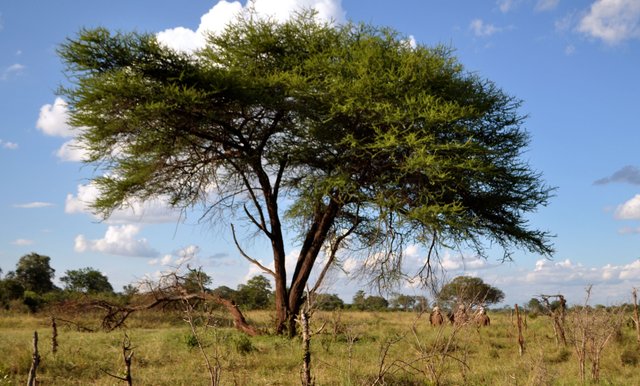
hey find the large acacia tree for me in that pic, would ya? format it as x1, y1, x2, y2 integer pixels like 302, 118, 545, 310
59, 12, 552, 335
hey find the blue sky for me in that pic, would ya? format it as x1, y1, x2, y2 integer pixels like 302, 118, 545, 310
1, 0, 639, 306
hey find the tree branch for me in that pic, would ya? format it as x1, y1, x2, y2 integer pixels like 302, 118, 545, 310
231, 223, 276, 278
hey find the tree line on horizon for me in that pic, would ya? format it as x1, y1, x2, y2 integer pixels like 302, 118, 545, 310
0, 252, 525, 316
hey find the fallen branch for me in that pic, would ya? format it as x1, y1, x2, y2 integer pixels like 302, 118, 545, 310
90, 292, 259, 336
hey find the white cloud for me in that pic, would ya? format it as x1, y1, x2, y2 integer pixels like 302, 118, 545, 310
1, 63, 24, 80
525, 258, 640, 286
577, 0, 640, 44
536, 0, 560, 12
74, 224, 159, 257
12, 239, 34, 246
13, 202, 54, 209
526, 258, 609, 285
36, 97, 74, 137
65, 182, 181, 224
243, 248, 298, 285
157, 0, 346, 53
441, 253, 491, 271
470, 19, 501, 37
0, 139, 18, 149
148, 245, 202, 267
56, 138, 89, 162
615, 194, 640, 220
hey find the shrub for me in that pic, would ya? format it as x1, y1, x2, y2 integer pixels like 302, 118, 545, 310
233, 334, 255, 355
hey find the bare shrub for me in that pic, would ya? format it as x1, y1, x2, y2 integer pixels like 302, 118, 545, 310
566, 286, 627, 383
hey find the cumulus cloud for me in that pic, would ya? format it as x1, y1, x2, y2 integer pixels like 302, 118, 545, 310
525, 258, 640, 286
594, 165, 640, 185
535, 0, 560, 12
525, 258, 599, 285
56, 138, 89, 162
441, 253, 491, 271
148, 245, 201, 266
36, 97, 74, 137
65, 182, 181, 224
615, 194, 640, 220
157, 0, 346, 53
12, 239, 34, 246
13, 202, 54, 209
470, 19, 501, 37
0, 139, 18, 150
75, 224, 159, 257
577, 0, 640, 44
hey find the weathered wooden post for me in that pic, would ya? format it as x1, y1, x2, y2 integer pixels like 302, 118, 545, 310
51, 316, 58, 355
27, 331, 40, 386
633, 288, 640, 347
515, 304, 525, 356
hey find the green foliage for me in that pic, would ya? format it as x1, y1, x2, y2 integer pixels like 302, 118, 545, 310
363, 295, 389, 311
183, 333, 199, 349
211, 285, 237, 300
232, 334, 255, 355
180, 269, 212, 293
437, 276, 504, 309
527, 297, 544, 314
14, 253, 56, 294
235, 275, 273, 310
60, 267, 114, 294
0, 276, 24, 308
352, 290, 366, 310
313, 293, 344, 311
389, 293, 417, 311
351, 291, 389, 311
22, 291, 42, 312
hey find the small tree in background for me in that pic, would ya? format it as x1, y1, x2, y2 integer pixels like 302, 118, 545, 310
437, 276, 504, 310
313, 293, 344, 311
352, 290, 367, 310
14, 253, 56, 295
61, 267, 114, 294
364, 295, 389, 311
235, 275, 273, 310
390, 293, 417, 311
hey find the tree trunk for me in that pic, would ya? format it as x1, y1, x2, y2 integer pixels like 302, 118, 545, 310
283, 200, 340, 337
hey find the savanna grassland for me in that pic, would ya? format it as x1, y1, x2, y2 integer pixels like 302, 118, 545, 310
1, 308, 639, 385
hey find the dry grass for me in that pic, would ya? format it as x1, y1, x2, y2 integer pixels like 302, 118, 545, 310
0, 309, 638, 385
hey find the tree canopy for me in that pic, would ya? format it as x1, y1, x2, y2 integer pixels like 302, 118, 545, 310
58, 11, 552, 334
437, 276, 504, 309
60, 267, 114, 294
235, 275, 273, 310
14, 253, 56, 295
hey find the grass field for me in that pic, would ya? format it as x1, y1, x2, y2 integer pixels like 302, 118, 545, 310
1, 308, 638, 385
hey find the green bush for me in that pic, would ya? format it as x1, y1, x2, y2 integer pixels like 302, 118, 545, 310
233, 334, 255, 355
184, 333, 199, 349
22, 291, 42, 312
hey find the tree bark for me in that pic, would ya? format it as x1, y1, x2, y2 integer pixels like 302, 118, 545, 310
285, 199, 340, 336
